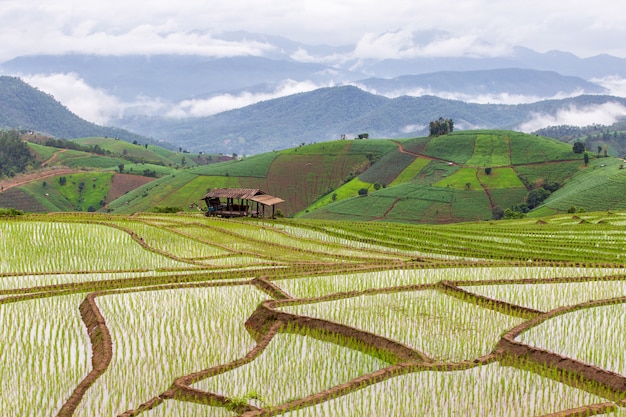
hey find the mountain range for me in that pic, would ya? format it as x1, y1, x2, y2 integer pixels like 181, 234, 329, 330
2, 31, 626, 155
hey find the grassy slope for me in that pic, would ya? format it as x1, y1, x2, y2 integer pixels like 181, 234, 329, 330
10, 130, 626, 223
301, 131, 590, 223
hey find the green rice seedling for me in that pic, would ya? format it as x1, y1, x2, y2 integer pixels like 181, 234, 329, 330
518, 303, 626, 376
0, 270, 219, 293
0, 221, 190, 273
109, 219, 232, 259
281, 290, 523, 361
194, 333, 390, 406
467, 280, 626, 312
0, 294, 91, 417
136, 400, 235, 417
277, 363, 608, 416
273, 267, 624, 299
72, 285, 267, 417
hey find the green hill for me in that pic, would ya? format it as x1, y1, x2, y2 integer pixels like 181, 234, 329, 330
0, 134, 226, 213
6, 129, 626, 223
301, 130, 589, 223
103, 130, 596, 223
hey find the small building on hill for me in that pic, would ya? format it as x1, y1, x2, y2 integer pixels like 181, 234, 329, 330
202, 188, 284, 218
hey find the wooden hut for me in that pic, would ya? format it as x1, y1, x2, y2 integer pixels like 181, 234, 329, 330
202, 188, 284, 218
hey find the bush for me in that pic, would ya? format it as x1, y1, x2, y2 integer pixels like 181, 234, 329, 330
152, 206, 183, 213
484, 167, 492, 175
572, 141, 585, 154
358, 188, 369, 196
0, 208, 24, 216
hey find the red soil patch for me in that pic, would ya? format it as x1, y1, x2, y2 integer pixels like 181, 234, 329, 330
0, 167, 81, 192
105, 173, 155, 202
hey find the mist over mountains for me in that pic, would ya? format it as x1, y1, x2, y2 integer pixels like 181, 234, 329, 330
2, 30, 626, 154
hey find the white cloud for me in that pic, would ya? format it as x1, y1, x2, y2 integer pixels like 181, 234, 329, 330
517, 102, 626, 132
352, 82, 589, 105
18, 72, 334, 123
22, 73, 122, 125
591, 76, 626, 97
165, 79, 331, 118
20, 73, 167, 125
1, 0, 626, 61
351, 30, 511, 61
401, 124, 426, 134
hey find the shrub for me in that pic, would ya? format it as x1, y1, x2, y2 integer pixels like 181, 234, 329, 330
0, 208, 24, 216
152, 206, 182, 213
358, 188, 369, 196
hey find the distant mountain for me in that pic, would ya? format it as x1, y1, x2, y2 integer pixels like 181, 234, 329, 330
0, 76, 169, 148
118, 85, 626, 155
360, 46, 626, 79
0, 54, 360, 102
355, 69, 606, 98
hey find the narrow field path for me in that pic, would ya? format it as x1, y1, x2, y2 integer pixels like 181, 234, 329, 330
0, 167, 82, 192
393, 141, 457, 165
42, 148, 68, 167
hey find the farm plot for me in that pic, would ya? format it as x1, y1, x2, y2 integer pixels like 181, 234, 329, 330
465, 279, 626, 312
0, 220, 190, 273
518, 303, 626, 376
280, 290, 524, 361
272, 267, 626, 299
0, 294, 91, 417
277, 363, 609, 417
193, 333, 390, 407
72, 284, 267, 417
3, 212, 626, 416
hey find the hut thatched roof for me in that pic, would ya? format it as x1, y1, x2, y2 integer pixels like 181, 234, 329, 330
203, 188, 284, 206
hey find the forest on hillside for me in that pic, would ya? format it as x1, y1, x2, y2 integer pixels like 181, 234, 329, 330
0, 130, 37, 177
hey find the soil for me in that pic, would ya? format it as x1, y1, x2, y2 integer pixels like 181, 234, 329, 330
105, 173, 156, 203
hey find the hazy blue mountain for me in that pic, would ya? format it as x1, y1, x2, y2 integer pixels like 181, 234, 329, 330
0, 76, 162, 146
118, 85, 626, 155
356, 69, 606, 97
0, 54, 361, 101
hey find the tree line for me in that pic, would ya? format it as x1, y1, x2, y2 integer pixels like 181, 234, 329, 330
0, 130, 37, 177
429, 118, 454, 136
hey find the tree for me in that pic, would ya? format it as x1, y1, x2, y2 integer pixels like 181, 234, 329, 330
484, 167, 492, 175
0, 130, 37, 177
118, 164, 124, 173
429, 117, 454, 136
358, 188, 369, 196
584, 152, 589, 166
572, 142, 585, 154
526, 188, 551, 209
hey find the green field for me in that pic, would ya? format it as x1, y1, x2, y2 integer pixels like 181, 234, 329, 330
6, 129, 626, 224
2, 211, 626, 416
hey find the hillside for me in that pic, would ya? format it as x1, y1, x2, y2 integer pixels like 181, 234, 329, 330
5, 129, 626, 223
0, 134, 226, 213
103, 130, 615, 224
356, 68, 607, 97
120, 86, 626, 155
0, 76, 166, 147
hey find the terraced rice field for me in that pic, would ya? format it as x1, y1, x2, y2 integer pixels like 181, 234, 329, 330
2, 211, 626, 416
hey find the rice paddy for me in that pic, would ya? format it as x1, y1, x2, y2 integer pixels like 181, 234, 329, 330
2, 211, 626, 416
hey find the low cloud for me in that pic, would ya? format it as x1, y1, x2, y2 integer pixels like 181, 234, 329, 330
18, 73, 330, 124
352, 83, 589, 105
351, 29, 511, 61
401, 124, 426, 134
517, 102, 626, 132
21, 73, 125, 125
165, 79, 331, 118
591, 75, 626, 97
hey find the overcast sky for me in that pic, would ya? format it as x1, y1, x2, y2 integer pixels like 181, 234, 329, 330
2, 0, 626, 61
5, 0, 626, 129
